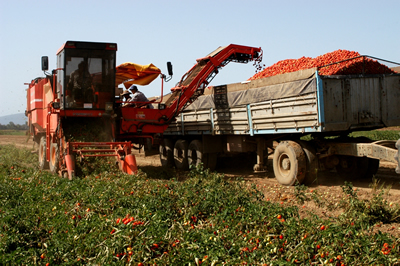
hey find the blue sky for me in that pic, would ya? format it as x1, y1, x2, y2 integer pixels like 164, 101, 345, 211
0, 0, 399, 116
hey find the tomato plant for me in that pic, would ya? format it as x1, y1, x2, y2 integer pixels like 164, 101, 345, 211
0, 144, 399, 265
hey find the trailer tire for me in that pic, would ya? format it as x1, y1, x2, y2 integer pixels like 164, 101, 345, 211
298, 141, 318, 185
188, 140, 206, 168
206, 153, 218, 171
49, 143, 60, 174
336, 156, 368, 179
174, 139, 189, 170
365, 158, 380, 179
159, 139, 174, 167
39, 136, 49, 170
273, 141, 306, 186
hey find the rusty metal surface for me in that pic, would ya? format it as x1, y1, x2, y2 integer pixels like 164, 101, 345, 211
323, 141, 398, 164
323, 75, 400, 131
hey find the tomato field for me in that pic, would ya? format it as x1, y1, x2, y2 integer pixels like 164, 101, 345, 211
1, 143, 400, 265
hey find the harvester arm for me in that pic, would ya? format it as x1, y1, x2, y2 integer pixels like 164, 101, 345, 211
118, 44, 262, 138
163, 44, 262, 122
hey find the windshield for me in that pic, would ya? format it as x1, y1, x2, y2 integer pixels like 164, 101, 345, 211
64, 49, 115, 109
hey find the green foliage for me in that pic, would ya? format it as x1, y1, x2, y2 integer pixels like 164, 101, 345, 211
349, 130, 400, 141
0, 122, 28, 131
338, 182, 400, 225
301, 129, 400, 141
1, 145, 399, 265
0, 130, 27, 135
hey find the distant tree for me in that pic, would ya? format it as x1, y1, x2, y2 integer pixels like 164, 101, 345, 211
0, 122, 28, 130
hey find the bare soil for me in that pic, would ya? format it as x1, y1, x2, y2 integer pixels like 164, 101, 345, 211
2, 135, 400, 237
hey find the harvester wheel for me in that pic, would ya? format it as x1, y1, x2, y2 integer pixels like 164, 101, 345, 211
49, 143, 60, 174
174, 139, 189, 170
159, 138, 174, 167
188, 140, 206, 168
273, 141, 307, 186
38, 136, 49, 170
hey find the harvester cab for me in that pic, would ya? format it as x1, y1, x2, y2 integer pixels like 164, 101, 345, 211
26, 41, 138, 179
54, 41, 117, 112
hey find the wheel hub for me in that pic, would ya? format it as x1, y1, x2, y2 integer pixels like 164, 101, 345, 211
282, 158, 291, 170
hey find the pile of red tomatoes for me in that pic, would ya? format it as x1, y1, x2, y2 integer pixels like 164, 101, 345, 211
249, 49, 395, 80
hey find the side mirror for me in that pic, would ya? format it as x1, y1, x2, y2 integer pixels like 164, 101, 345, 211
42, 56, 49, 71
167, 62, 173, 76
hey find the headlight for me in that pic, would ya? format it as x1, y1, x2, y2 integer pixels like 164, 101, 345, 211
105, 102, 113, 112
52, 102, 60, 109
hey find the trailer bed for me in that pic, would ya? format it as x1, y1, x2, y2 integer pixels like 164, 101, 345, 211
165, 68, 400, 136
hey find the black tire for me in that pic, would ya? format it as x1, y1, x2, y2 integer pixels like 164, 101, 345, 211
174, 139, 189, 170
38, 136, 49, 170
273, 141, 307, 186
298, 141, 318, 185
364, 158, 380, 179
188, 140, 206, 168
336, 156, 369, 179
395, 139, 400, 174
49, 143, 60, 174
205, 153, 218, 171
159, 138, 174, 167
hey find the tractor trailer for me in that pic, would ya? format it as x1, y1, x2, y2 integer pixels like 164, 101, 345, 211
160, 63, 400, 186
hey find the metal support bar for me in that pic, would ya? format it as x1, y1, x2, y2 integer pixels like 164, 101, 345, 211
253, 137, 267, 173
324, 140, 398, 164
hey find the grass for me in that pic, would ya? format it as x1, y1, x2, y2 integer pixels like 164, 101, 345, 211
349, 129, 400, 141
300, 128, 400, 141
1, 144, 400, 265
0, 130, 27, 136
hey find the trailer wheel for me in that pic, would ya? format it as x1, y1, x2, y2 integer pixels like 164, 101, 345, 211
365, 158, 380, 179
395, 139, 400, 174
206, 153, 218, 171
188, 140, 206, 168
273, 141, 307, 186
298, 141, 318, 185
174, 139, 189, 170
49, 143, 60, 174
38, 136, 49, 170
159, 139, 174, 167
336, 156, 368, 179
